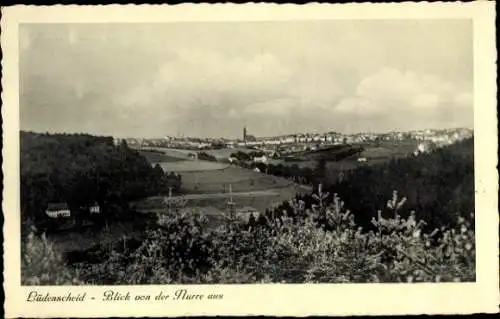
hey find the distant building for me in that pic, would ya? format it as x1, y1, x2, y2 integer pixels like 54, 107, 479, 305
264, 139, 281, 146
357, 157, 367, 162
415, 141, 435, 155
113, 137, 123, 146
89, 203, 101, 214
282, 136, 295, 144
253, 155, 268, 163
46, 203, 71, 218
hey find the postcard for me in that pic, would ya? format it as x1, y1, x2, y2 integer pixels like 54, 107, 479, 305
2, 2, 498, 317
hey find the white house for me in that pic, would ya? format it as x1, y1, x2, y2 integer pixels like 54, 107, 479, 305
415, 141, 436, 155
89, 203, 101, 214
264, 139, 281, 146
253, 155, 268, 163
46, 203, 71, 218
416, 142, 430, 154
282, 136, 296, 144
357, 157, 367, 162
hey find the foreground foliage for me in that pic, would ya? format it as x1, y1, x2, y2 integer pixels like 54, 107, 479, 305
22, 191, 475, 285
21, 231, 85, 285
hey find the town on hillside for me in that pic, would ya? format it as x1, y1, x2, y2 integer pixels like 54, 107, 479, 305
118, 126, 473, 160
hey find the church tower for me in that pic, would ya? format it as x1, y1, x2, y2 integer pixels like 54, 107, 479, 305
243, 126, 247, 144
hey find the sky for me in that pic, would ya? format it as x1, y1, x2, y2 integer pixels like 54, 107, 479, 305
19, 20, 473, 139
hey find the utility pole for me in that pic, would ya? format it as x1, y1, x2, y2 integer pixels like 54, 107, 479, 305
227, 184, 235, 219
167, 187, 173, 214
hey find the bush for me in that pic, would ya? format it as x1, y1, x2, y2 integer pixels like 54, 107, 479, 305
23, 190, 475, 285
197, 152, 218, 162
73, 192, 475, 284
21, 230, 85, 285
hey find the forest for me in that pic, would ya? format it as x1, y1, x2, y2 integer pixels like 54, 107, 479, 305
20, 131, 180, 235
259, 138, 474, 232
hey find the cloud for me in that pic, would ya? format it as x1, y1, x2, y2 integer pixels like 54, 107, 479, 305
335, 68, 472, 117
246, 98, 298, 115
19, 22, 473, 137
115, 50, 292, 109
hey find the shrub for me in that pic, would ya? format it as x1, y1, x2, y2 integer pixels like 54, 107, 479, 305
23, 191, 475, 285
21, 230, 85, 285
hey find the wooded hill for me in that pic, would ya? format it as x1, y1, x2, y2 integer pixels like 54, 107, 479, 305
20, 131, 179, 234
258, 138, 474, 232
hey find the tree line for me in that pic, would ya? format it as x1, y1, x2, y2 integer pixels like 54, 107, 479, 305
197, 152, 218, 162
229, 151, 266, 162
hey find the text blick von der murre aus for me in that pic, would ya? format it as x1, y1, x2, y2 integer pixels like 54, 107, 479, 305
26, 289, 224, 302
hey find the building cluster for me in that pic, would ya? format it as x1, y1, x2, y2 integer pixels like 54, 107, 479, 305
114, 127, 473, 154
45, 202, 101, 219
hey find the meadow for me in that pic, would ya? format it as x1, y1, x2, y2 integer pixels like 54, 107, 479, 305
270, 140, 418, 169
137, 149, 185, 163
131, 162, 310, 229
157, 161, 229, 172
179, 166, 291, 193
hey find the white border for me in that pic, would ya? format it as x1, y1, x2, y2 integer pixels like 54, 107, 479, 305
2, 3, 498, 317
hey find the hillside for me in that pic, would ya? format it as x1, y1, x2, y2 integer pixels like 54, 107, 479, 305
266, 138, 474, 231
20, 131, 168, 234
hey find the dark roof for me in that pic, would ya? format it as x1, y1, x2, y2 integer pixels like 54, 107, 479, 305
46, 202, 70, 210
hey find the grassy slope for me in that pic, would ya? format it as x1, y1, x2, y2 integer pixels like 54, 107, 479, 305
180, 166, 292, 193
137, 150, 185, 163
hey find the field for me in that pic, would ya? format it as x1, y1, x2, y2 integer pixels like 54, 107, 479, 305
137, 150, 185, 163
269, 141, 419, 169
180, 166, 291, 193
132, 156, 310, 228
131, 183, 310, 229
132, 164, 308, 211
360, 140, 419, 158
158, 161, 229, 172
185, 184, 310, 212
131, 141, 420, 227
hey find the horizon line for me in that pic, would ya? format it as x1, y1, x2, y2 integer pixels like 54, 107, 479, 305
20, 126, 474, 141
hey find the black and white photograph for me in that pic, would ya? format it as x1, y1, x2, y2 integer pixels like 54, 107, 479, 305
18, 18, 478, 285
2, 2, 498, 317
